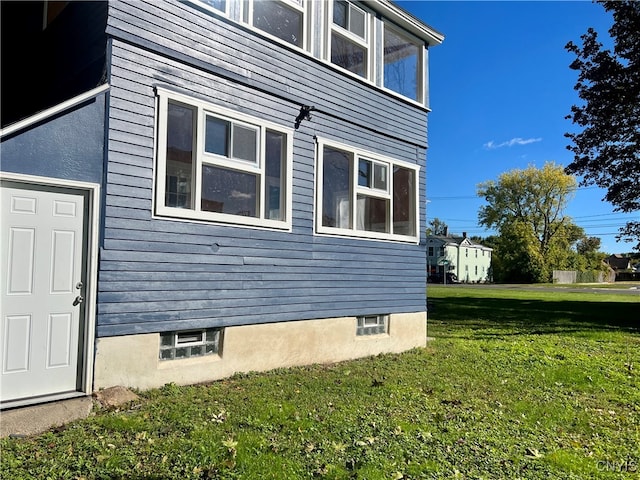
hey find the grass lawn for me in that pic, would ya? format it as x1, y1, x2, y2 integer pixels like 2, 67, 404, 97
1, 286, 638, 479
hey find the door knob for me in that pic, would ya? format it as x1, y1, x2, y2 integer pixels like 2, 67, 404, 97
73, 295, 84, 306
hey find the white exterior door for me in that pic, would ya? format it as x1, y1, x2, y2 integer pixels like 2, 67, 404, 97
1, 184, 87, 403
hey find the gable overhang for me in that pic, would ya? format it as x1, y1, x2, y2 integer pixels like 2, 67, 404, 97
379, 0, 445, 47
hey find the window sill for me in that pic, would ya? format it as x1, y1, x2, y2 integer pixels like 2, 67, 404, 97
155, 205, 292, 232
315, 226, 419, 245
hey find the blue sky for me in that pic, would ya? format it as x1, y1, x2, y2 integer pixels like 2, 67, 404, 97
396, 0, 639, 254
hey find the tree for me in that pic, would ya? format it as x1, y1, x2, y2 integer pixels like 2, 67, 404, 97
426, 217, 449, 236
576, 236, 601, 256
565, 1, 640, 250
477, 163, 582, 282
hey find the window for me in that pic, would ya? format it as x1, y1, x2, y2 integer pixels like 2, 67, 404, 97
465, 248, 468, 257
329, 1, 370, 78
428, 246, 434, 257
475, 249, 478, 258
316, 139, 419, 242
475, 265, 478, 275
383, 23, 423, 102
199, 0, 226, 13
160, 328, 222, 360
243, 0, 306, 49
156, 88, 292, 229
357, 315, 388, 336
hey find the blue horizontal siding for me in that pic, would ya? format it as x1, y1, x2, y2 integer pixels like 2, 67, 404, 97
1, 95, 106, 184
97, 0, 429, 337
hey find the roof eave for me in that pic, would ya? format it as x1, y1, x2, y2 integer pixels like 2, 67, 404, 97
379, 0, 445, 46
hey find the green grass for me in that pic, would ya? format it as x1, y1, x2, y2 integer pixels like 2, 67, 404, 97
1, 286, 638, 479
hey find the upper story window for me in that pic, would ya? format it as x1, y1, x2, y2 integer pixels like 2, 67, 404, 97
316, 138, 419, 242
243, 0, 307, 49
190, 0, 436, 106
155, 88, 293, 230
199, 0, 227, 13
383, 23, 423, 103
329, 0, 370, 78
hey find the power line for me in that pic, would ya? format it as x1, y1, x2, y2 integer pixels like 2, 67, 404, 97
427, 185, 603, 201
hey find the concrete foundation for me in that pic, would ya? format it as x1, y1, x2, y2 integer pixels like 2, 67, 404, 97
94, 312, 427, 391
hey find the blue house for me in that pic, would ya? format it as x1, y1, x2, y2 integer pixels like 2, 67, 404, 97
0, 0, 443, 407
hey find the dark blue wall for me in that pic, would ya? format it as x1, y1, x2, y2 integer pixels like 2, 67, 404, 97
1, 95, 106, 185
97, 0, 429, 337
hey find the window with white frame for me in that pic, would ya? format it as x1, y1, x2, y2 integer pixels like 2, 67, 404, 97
189, 0, 433, 106
357, 315, 388, 336
160, 328, 222, 360
156, 88, 292, 229
329, 0, 370, 78
316, 139, 419, 242
382, 22, 423, 102
198, 0, 227, 14
243, 0, 307, 49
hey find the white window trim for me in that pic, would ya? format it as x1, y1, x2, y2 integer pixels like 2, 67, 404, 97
241, 0, 311, 53
175, 330, 207, 347
192, 0, 230, 17
315, 137, 420, 244
155, 87, 293, 231
188, 0, 431, 109
326, 0, 374, 81
381, 20, 425, 105
356, 314, 389, 336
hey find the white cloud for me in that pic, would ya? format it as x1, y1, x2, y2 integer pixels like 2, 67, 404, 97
231, 190, 253, 199
483, 137, 542, 150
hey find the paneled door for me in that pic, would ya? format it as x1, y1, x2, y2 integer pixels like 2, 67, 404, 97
1, 183, 87, 403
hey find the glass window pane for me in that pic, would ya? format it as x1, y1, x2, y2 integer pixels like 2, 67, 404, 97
160, 349, 174, 360
176, 330, 204, 344
333, 0, 347, 28
349, 5, 365, 39
322, 146, 352, 228
205, 116, 230, 156
393, 166, 416, 236
253, 0, 303, 47
363, 315, 379, 326
201, 165, 258, 217
331, 32, 366, 78
165, 102, 195, 209
356, 194, 389, 233
232, 124, 258, 163
175, 347, 188, 359
202, 0, 226, 11
206, 329, 218, 342
265, 130, 286, 221
373, 163, 387, 191
358, 159, 371, 187
384, 27, 420, 101
160, 333, 174, 347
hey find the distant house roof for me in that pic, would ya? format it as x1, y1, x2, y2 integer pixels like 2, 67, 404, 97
605, 254, 631, 270
427, 234, 493, 251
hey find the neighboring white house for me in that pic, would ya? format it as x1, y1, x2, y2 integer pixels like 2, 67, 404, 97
427, 233, 492, 283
